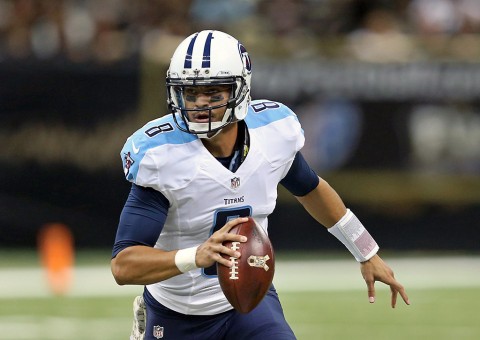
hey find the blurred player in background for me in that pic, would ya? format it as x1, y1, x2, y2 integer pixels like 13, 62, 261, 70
111, 30, 410, 340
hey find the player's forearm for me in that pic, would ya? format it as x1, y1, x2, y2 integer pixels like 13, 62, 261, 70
297, 179, 379, 262
111, 245, 181, 285
295, 178, 347, 228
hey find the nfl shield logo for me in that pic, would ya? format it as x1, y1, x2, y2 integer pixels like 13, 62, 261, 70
231, 177, 240, 189
153, 325, 164, 339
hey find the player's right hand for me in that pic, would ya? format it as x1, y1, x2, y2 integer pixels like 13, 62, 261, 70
195, 217, 248, 268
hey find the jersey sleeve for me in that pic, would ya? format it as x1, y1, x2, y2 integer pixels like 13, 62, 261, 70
111, 184, 169, 258
280, 151, 320, 196
119, 116, 198, 195
247, 100, 305, 168
121, 130, 155, 184
246, 100, 306, 190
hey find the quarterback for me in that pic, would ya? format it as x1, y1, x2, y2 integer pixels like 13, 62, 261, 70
111, 30, 409, 340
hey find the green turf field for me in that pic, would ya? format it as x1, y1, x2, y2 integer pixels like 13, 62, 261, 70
1, 250, 479, 339
1, 289, 479, 340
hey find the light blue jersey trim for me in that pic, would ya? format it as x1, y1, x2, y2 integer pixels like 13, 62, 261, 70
121, 114, 197, 181
135, 114, 197, 147
245, 100, 300, 129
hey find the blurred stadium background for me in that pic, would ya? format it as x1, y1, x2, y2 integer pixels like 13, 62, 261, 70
1, 0, 480, 339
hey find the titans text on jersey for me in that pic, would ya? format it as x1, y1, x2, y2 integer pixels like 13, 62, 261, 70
223, 196, 245, 205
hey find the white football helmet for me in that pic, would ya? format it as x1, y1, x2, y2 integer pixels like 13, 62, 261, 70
166, 30, 252, 138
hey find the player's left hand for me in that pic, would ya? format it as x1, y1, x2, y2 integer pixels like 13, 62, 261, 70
360, 254, 410, 308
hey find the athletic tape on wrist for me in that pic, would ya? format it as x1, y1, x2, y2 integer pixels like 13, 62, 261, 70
175, 246, 199, 273
328, 209, 379, 262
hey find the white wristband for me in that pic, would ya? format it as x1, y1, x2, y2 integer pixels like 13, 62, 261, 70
174, 246, 199, 273
328, 209, 379, 262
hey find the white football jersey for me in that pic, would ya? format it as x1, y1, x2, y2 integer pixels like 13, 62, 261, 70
121, 100, 304, 315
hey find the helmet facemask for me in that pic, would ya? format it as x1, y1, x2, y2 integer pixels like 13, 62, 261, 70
167, 76, 248, 138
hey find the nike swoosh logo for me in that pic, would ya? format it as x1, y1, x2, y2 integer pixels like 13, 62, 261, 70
132, 140, 140, 154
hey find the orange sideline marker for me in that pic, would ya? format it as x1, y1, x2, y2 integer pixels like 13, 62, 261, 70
38, 223, 75, 295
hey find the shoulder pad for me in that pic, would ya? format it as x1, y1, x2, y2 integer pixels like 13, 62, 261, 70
120, 115, 196, 182
245, 100, 299, 129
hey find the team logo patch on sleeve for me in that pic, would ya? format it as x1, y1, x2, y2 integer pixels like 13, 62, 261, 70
123, 152, 135, 176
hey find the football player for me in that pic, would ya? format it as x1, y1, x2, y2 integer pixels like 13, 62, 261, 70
111, 30, 410, 340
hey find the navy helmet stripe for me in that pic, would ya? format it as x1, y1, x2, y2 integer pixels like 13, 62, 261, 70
184, 33, 199, 68
202, 32, 214, 68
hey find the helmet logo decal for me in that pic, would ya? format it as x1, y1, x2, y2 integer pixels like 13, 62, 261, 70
238, 43, 252, 73
184, 31, 214, 69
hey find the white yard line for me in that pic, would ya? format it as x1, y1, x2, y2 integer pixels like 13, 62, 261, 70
0, 256, 479, 298
274, 256, 480, 291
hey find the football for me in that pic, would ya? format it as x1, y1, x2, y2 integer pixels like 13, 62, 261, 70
217, 217, 275, 313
